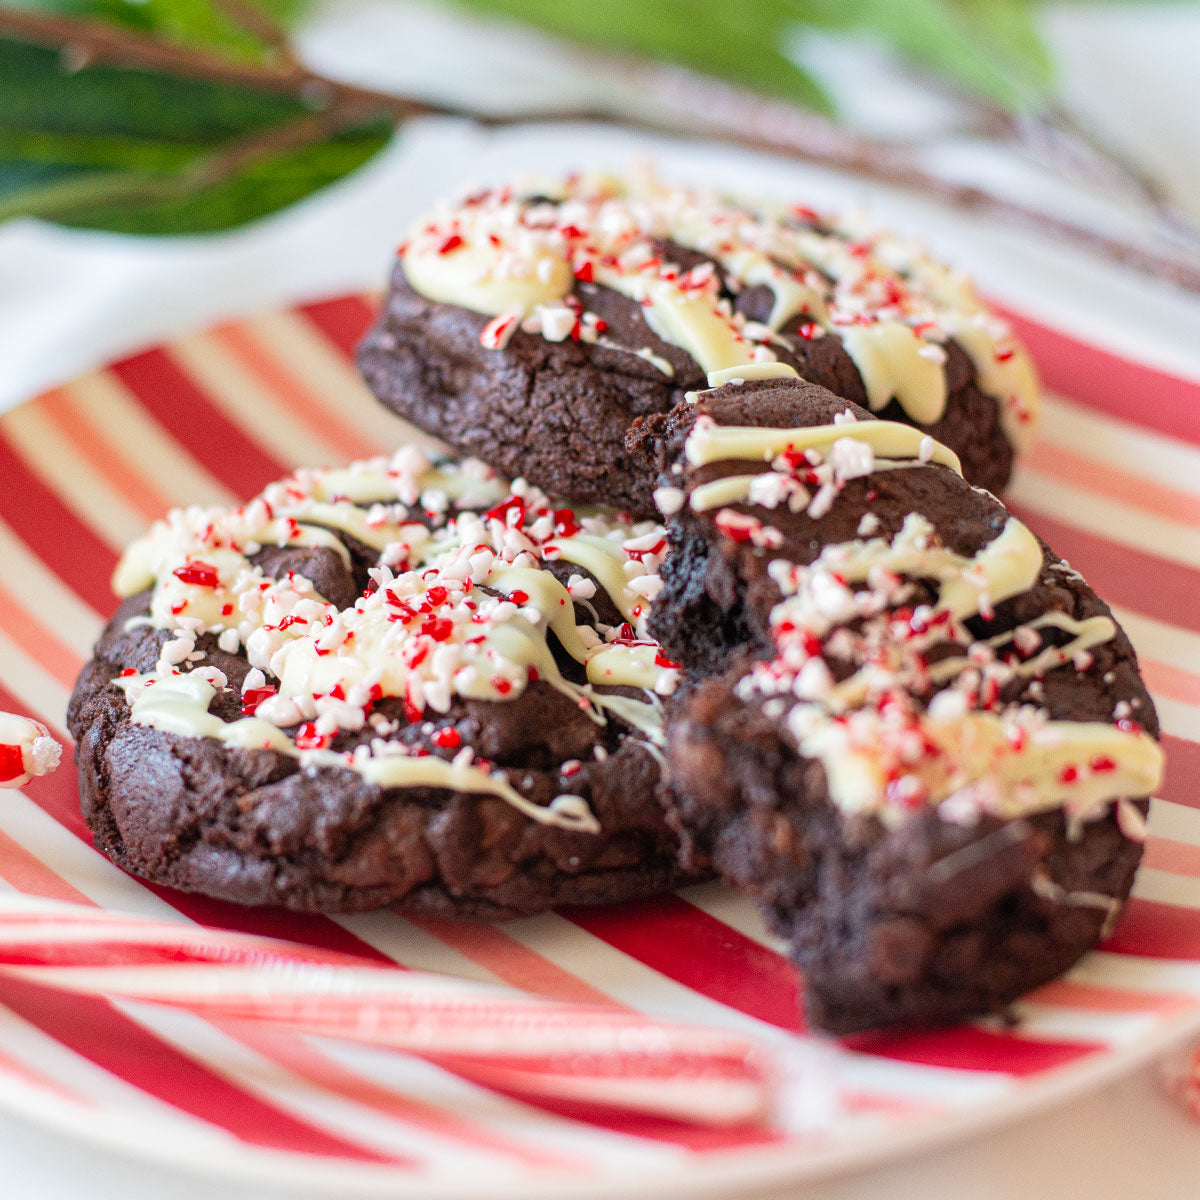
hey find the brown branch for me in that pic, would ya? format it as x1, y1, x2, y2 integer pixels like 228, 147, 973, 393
889, 63, 1200, 251
1013, 106, 1200, 252
1033, 107, 1177, 212
210, 0, 296, 58
2, 6, 1199, 293
603, 68, 1200, 293
0, 8, 451, 121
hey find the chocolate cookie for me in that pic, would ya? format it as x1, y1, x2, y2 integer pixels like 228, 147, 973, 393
358, 174, 1037, 518
648, 378, 1162, 1032
67, 448, 690, 917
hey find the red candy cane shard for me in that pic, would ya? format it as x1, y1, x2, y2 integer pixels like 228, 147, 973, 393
0, 896, 773, 1127
0, 713, 61, 788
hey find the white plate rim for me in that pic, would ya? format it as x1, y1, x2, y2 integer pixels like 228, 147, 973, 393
0, 975, 1194, 1200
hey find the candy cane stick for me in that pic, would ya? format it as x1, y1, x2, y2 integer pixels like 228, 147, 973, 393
1160, 1040, 1200, 1127
0, 896, 771, 1125
0, 713, 60, 789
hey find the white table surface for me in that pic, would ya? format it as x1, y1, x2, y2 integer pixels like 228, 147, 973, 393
2, 3, 1199, 1196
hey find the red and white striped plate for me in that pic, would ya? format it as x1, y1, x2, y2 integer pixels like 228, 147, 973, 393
2, 295, 1199, 1197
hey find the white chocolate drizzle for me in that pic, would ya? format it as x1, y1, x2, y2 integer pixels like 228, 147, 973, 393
400, 174, 1039, 449
684, 418, 963, 473
836, 323, 946, 424
693, 419, 1162, 827
705, 362, 801, 389
683, 415, 962, 520
118, 674, 599, 832
109, 448, 673, 831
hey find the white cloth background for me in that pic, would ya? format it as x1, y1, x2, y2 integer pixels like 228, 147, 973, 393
2, 2, 1199, 1195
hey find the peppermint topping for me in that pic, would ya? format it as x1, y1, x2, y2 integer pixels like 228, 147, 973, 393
0, 713, 62, 789
693, 420, 1161, 827
748, 515, 1161, 824
400, 173, 1039, 449
111, 450, 673, 831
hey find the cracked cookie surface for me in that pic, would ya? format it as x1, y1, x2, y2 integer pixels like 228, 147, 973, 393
648, 378, 1160, 1031
359, 175, 1033, 517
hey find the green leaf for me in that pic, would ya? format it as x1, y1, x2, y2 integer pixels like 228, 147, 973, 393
775, 0, 1055, 110
953, 0, 1054, 93
6, 0, 310, 62
0, 121, 390, 232
444, 0, 834, 114
0, 128, 202, 172
435, 0, 1056, 112
0, 39, 305, 140
0, 37, 391, 234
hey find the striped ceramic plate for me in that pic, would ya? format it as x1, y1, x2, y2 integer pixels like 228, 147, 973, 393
1, 296, 1198, 1198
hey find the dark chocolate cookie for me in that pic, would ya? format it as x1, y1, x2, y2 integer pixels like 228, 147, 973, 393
358, 176, 1036, 518
649, 378, 1161, 1032
67, 448, 690, 917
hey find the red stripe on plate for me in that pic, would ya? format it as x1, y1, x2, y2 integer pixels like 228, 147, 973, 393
1010, 504, 1200, 635
210, 323, 378, 463
109, 349, 286, 498
147, 893, 396, 964
1029, 977, 1192, 1016
561, 895, 805, 1033
454, 1077, 786, 1154
999, 309, 1200, 446
297, 296, 378, 360
232, 1026, 580, 1171
0, 973, 404, 1163
408, 916, 619, 1007
0, 829, 92, 906
0, 436, 118, 615
1142, 836, 1200, 878
0, 1042, 92, 1106
0, 680, 396, 967
845, 1025, 1100, 1076
1102, 897, 1200, 960
0, 577, 86, 692
37, 386, 177, 522
1160, 735, 1200, 810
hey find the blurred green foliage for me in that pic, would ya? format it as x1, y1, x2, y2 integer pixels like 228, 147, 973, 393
9, 0, 308, 58
0, 37, 388, 233
0, 0, 1070, 235
445, 0, 1056, 113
